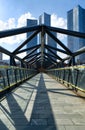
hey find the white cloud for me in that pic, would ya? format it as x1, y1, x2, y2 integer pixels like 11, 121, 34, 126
0, 12, 36, 46
51, 13, 67, 40
0, 12, 36, 59
17, 12, 36, 28
0, 18, 16, 31
51, 14, 67, 29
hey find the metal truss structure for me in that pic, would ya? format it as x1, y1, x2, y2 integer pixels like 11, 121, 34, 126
0, 25, 85, 71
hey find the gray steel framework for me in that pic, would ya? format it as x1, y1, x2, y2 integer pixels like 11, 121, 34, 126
0, 25, 85, 70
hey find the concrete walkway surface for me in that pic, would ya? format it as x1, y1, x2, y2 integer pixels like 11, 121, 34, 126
0, 73, 85, 130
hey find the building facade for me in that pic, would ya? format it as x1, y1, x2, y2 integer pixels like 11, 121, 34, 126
67, 5, 85, 64
39, 13, 57, 61
26, 19, 37, 55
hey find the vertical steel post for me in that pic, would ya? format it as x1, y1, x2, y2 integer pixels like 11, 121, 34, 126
72, 56, 75, 66
41, 26, 45, 69
6, 69, 10, 87
10, 56, 16, 66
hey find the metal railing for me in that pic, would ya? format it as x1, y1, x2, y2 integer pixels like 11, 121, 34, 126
46, 66, 85, 94
0, 66, 37, 93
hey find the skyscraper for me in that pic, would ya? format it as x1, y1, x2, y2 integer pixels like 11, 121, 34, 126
26, 19, 37, 55
39, 13, 57, 60
39, 12, 50, 26
67, 5, 85, 63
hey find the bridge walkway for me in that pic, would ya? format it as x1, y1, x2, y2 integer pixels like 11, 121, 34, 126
0, 73, 85, 130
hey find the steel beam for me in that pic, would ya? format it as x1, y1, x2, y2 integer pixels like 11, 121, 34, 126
16, 44, 41, 54
46, 46, 62, 61
0, 46, 23, 62
46, 25, 85, 38
46, 29, 72, 55
45, 44, 69, 55
73, 47, 85, 57
28, 56, 41, 66
62, 47, 85, 62
0, 26, 41, 38
27, 53, 41, 64
22, 46, 40, 60
13, 30, 40, 54
26, 52, 41, 60
44, 52, 58, 64
44, 56, 57, 68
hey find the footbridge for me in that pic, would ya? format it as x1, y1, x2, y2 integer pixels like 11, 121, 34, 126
0, 25, 85, 130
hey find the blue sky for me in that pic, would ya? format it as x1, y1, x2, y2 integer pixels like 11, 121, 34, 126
0, 0, 85, 20
0, 0, 85, 59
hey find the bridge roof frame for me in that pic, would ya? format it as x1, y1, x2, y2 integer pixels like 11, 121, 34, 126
0, 24, 85, 69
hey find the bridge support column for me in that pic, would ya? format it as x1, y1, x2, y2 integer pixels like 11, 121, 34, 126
10, 56, 16, 66
41, 25, 45, 68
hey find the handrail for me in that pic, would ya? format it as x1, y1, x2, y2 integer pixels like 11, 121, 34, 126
0, 66, 37, 94
46, 65, 85, 96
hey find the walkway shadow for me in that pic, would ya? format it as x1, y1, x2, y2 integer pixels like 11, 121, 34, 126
0, 75, 38, 130
47, 88, 85, 99
0, 120, 9, 130
0, 93, 30, 130
24, 73, 57, 130
0, 73, 57, 130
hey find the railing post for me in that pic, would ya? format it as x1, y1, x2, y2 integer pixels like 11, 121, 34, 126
6, 69, 10, 87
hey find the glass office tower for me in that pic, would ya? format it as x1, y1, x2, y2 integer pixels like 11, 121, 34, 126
39, 13, 57, 61
67, 5, 85, 64
39, 12, 50, 26
26, 19, 37, 54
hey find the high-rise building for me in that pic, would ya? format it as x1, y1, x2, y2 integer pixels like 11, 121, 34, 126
67, 5, 85, 63
39, 12, 50, 26
39, 13, 57, 61
26, 19, 37, 55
